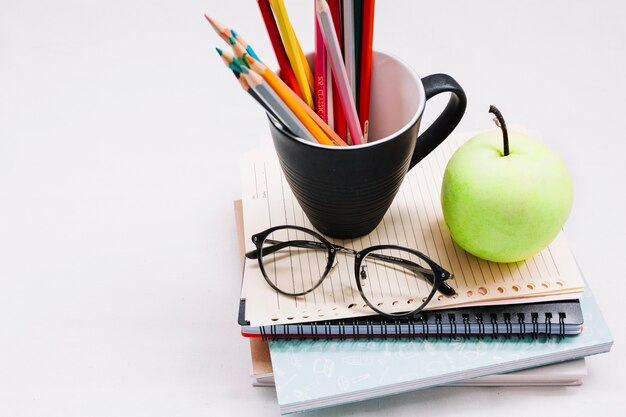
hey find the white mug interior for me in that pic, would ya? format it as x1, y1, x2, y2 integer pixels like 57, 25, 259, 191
367, 51, 424, 143
281, 51, 426, 149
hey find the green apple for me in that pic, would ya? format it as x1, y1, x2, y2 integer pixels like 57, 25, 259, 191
441, 106, 573, 263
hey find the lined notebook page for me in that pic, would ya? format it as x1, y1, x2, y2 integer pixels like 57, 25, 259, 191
241, 131, 584, 326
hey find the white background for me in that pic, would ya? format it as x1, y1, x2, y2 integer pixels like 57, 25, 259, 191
1, 1, 625, 416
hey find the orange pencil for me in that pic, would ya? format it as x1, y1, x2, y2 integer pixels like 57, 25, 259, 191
247, 56, 347, 147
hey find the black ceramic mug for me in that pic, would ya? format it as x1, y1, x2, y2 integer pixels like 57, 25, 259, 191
269, 51, 466, 239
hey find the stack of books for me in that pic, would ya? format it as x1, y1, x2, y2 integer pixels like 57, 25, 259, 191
235, 131, 613, 414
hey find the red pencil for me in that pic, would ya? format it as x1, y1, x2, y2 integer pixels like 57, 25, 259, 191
327, 0, 346, 142
359, 0, 375, 143
256, 0, 302, 98
314, 8, 327, 122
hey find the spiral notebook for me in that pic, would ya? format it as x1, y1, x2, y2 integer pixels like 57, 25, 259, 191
238, 298, 583, 338
240, 131, 585, 327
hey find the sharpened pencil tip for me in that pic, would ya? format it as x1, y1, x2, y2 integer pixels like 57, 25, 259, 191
245, 55, 256, 65
240, 66, 250, 74
204, 14, 213, 24
215, 47, 223, 56
228, 36, 236, 45
231, 29, 238, 38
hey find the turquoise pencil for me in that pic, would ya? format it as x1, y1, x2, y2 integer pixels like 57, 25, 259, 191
231, 29, 261, 61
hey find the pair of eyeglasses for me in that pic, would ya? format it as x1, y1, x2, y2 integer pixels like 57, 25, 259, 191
246, 225, 456, 318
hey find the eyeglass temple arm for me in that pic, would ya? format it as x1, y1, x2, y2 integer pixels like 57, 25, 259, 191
365, 252, 457, 296
245, 239, 327, 259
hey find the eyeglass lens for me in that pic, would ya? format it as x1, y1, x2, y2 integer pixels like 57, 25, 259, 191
260, 227, 331, 295
359, 247, 436, 315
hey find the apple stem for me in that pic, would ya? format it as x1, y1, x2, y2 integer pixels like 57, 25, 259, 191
489, 105, 509, 156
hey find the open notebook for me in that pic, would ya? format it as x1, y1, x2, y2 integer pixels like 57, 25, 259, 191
241, 131, 584, 327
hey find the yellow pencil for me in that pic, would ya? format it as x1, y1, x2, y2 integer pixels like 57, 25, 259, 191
288, 19, 314, 91
247, 56, 347, 147
269, 0, 315, 109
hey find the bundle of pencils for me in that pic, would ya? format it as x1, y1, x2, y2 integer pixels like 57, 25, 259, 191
206, 0, 374, 147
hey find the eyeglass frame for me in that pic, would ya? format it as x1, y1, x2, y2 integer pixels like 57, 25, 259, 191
245, 224, 456, 318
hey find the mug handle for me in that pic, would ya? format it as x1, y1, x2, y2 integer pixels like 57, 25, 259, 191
409, 74, 467, 169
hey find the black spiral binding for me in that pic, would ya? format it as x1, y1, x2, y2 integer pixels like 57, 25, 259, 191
252, 301, 578, 340
338, 320, 346, 338
365, 319, 373, 337
531, 313, 539, 339
476, 313, 485, 338
435, 314, 443, 337
448, 314, 457, 338
490, 313, 498, 338
559, 312, 567, 337
394, 319, 401, 336
408, 317, 416, 336
503, 313, 512, 337
462, 314, 470, 336
517, 313, 525, 339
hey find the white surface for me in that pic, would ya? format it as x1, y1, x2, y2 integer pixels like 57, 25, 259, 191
0, 1, 624, 416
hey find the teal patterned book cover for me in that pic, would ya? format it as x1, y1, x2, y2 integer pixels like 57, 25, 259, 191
269, 285, 612, 414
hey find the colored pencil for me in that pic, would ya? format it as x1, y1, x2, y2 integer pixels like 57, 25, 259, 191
327, 0, 346, 142
230, 29, 261, 61
247, 56, 347, 147
290, 20, 315, 92
316, 0, 363, 145
236, 71, 279, 122
216, 47, 243, 73
354, 0, 363, 104
359, 0, 375, 143
216, 48, 279, 121
241, 67, 317, 143
256, 0, 302, 98
229, 36, 251, 68
204, 15, 261, 62
326, 56, 334, 128
204, 14, 230, 43
314, 7, 327, 122
343, 0, 357, 103
269, 0, 315, 109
